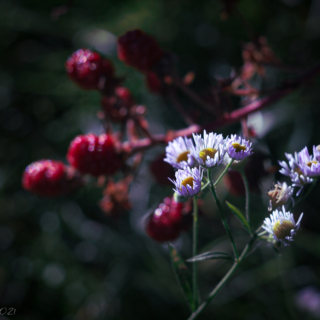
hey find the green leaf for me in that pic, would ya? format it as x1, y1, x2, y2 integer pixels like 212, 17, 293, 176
168, 244, 194, 311
186, 251, 233, 262
225, 201, 251, 233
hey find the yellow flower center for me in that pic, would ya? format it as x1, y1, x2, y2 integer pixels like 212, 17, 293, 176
176, 151, 190, 163
232, 142, 247, 153
181, 177, 195, 190
199, 148, 217, 162
272, 220, 294, 240
307, 161, 317, 167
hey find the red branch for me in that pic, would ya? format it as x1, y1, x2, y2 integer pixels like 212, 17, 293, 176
123, 63, 320, 155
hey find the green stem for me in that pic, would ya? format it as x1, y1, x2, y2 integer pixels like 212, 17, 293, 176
209, 169, 238, 259
239, 170, 252, 234
214, 160, 234, 187
201, 180, 210, 191
192, 195, 199, 310
187, 235, 256, 320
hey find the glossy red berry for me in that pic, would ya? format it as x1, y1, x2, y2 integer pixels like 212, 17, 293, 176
65, 49, 115, 90
22, 160, 82, 197
117, 29, 163, 72
146, 197, 193, 243
101, 87, 133, 122
67, 134, 121, 177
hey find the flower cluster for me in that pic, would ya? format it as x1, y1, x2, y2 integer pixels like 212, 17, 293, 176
262, 144, 320, 246
279, 145, 320, 194
165, 130, 253, 198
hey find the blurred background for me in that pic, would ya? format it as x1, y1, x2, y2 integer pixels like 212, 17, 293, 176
1, 0, 320, 319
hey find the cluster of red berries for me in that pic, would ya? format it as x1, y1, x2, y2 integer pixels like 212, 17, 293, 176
146, 197, 193, 242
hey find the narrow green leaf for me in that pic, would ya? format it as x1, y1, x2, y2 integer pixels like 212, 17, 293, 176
168, 244, 194, 310
226, 201, 251, 232
186, 251, 233, 262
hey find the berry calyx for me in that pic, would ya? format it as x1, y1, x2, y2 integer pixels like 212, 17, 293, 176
22, 160, 82, 197
117, 29, 163, 72
67, 133, 122, 177
65, 49, 115, 90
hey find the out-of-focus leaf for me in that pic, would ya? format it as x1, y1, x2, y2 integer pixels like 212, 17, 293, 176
168, 244, 194, 311
186, 251, 233, 262
226, 201, 251, 233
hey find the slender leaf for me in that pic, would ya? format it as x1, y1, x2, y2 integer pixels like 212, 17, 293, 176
186, 251, 233, 262
168, 244, 194, 310
226, 201, 251, 232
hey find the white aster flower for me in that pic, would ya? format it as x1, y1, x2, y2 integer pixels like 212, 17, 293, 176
267, 181, 294, 211
297, 146, 320, 178
164, 136, 195, 169
262, 206, 303, 246
169, 166, 203, 197
189, 130, 226, 168
279, 151, 314, 195
226, 135, 253, 161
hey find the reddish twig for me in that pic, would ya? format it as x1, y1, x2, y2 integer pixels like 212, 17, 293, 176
123, 63, 320, 156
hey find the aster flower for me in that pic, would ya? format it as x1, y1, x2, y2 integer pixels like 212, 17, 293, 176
262, 206, 303, 246
189, 130, 226, 168
170, 166, 203, 197
313, 145, 320, 161
297, 146, 320, 178
267, 181, 294, 211
279, 151, 314, 194
226, 135, 253, 161
164, 136, 195, 169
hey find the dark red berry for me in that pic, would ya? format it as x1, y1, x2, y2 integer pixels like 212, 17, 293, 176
67, 134, 122, 177
150, 153, 175, 186
65, 49, 115, 90
22, 160, 82, 197
146, 197, 193, 243
101, 87, 133, 122
117, 29, 163, 72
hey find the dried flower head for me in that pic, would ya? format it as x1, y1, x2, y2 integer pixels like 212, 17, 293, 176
267, 181, 293, 211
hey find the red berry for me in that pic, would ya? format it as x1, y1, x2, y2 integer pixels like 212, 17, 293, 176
117, 29, 163, 72
22, 160, 82, 197
101, 87, 133, 123
146, 197, 193, 243
65, 49, 115, 90
149, 153, 175, 186
67, 134, 122, 177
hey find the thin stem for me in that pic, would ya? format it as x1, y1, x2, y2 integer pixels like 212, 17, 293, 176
187, 235, 256, 320
214, 160, 234, 187
192, 195, 199, 310
209, 169, 238, 259
240, 169, 252, 234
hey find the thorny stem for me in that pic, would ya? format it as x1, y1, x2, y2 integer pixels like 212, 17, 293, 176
187, 234, 257, 320
209, 169, 238, 259
192, 195, 199, 310
123, 62, 320, 156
